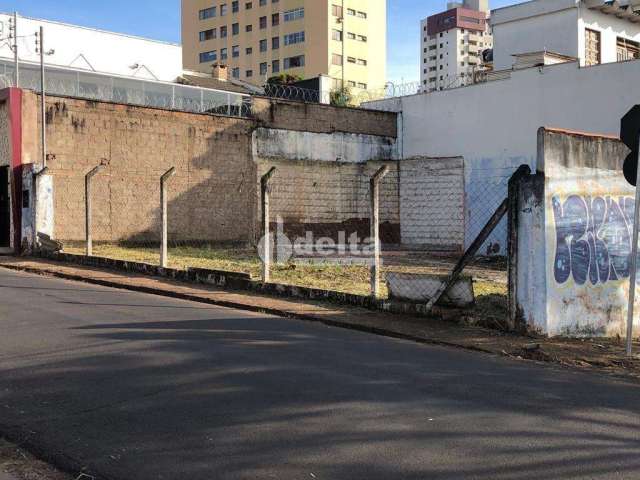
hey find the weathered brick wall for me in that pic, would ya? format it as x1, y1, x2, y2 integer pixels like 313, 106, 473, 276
400, 157, 465, 251
257, 159, 400, 243
26, 92, 397, 245
39, 96, 257, 244
252, 97, 397, 137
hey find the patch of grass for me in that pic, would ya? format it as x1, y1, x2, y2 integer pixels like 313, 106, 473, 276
62, 244, 507, 303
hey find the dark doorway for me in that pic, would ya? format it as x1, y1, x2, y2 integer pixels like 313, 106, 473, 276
0, 167, 10, 248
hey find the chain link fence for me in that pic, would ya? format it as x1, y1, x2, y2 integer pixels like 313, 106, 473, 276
41, 157, 519, 329
0, 58, 252, 117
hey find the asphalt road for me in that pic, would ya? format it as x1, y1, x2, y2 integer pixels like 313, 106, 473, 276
0, 268, 639, 480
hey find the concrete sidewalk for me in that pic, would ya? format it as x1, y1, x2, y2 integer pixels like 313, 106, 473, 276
1, 256, 639, 381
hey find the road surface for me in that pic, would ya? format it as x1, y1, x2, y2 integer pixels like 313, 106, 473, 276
0, 268, 639, 479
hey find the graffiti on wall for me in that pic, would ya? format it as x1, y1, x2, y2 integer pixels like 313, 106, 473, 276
552, 195, 634, 286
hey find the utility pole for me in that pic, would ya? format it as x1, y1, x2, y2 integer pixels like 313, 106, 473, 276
36, 26, 47, 169
11, 12, 19, 87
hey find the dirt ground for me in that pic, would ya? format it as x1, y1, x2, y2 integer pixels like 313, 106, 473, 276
0, 439, 71, 480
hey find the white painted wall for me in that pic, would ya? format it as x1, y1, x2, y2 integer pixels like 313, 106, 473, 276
253, 128, 397, 164
492, 6, 579, 70
365, 59, 640, 252
0, 13, 182, 82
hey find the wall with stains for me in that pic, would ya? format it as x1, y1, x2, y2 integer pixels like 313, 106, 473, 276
518, 128, 640, 337
22, 93, 397, 246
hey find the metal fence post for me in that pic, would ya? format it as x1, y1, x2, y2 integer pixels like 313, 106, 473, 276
160, 167, 176, 268
370, 166, 389, 298
627, 141, 640, 357
85, 164, 104, 256
261, 167, 277, 283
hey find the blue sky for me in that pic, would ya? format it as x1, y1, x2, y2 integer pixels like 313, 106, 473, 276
2, 0, 519, 82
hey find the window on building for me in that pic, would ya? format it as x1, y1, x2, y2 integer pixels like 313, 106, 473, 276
332, 5, 343, 17
284, 55, 305, 69
232, 67, 240, 78
199, 50, 217, 63
221, 48, 228, 60
199, 29, 216, 41
284, 31, 305, 45
272, 36, 280, 49
357, 82, 367, 89
246, 47, 253, 54
272, 59, 280, 73
260, 0, 267, 5
357, 35, 367, 42
617, 37, 640, 61
357, 58, 367, 66
284, 7, 304, 21
332, 54, 343, 65
585, 28, 601, 66
246, 70, 253, 77
260, 16, 267, 29
246, 24, 253, 32
220, 26, 228, 37
246, 2, 252, 9
220, 3, 228, 15
232, 1, 239, 13
260, 62, 268, 75
260, 38, 268, 52
199, 7, 216, 19
346, 8, 355, 16
347, 32, 355, 40
232, 45, 240, 57
272, 13, 280, 26
347, 56, 356, 63
348, 80, 356, 87
232, 23, 239, 35
332, 29, 343, 41
356, 11, 367, 18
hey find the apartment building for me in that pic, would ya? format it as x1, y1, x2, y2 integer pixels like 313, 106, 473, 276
181, 0, 386, 93
420, 1, 493, 92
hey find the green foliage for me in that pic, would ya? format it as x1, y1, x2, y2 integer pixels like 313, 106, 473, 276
330, 87, 353, 107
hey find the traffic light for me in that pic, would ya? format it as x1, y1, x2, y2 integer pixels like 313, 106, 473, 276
621, 106, 640, 186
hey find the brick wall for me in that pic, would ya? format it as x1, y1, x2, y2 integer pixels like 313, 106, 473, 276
252, 97, 397, 137
25, 92, 397, 245
39, 96, 258, 244
257, 159, 400, 243
400, 157, 465, 251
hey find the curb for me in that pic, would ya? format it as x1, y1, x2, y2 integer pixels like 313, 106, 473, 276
0, 263, 496, 357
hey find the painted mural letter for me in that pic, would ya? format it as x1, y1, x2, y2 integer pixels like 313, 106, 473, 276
552, 195, 634, 285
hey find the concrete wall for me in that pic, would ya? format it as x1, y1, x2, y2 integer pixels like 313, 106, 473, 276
0, 13, 182, 82
22, 91, 397, 246
516, 128, 640, 337
365, 58, 640, 254
400, 157, 465, 251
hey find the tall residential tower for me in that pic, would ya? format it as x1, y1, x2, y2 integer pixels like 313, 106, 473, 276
182, 0, 386, 93
420, 1, 492, 92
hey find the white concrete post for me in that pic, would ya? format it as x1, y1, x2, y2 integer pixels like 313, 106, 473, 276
160, 167, 176, 268
261, 167, 277, 283
370, 166, 389, 298
85, 164, 104, 257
